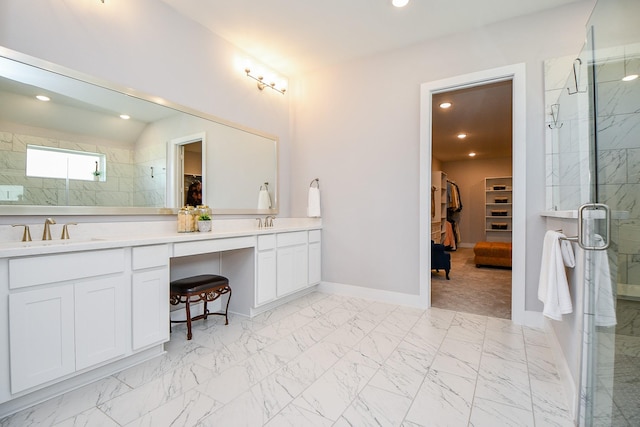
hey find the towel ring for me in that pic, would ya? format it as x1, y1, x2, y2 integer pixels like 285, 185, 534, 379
309, 178, 320, 189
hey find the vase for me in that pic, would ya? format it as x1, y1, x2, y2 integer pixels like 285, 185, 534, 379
197, 220, 212, 232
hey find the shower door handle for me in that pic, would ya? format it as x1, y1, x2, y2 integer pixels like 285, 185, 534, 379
577, 203, 610, 251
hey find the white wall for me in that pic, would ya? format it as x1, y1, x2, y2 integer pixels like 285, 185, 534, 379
290, 1, 596, 308
0, 0, 292, 217
0, 0, 597, 310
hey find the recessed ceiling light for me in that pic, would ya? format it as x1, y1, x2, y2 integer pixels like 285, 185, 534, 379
36, 95, 50, 102
468, 152, 476, 157
119, 114, 130, 120
457, 133, 467, 139
392, 0, 409, 7
622, 74, 638, 81
439, 102, 452, 109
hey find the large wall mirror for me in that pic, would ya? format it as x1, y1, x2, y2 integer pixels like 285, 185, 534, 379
0, 47, 278, 215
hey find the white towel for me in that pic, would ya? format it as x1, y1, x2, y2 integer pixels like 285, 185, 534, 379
307, 187, 321, 217
257, 189, 271, 210
560, 239, 575, 268
592, 235, 616, 327
538, 230, 574, 321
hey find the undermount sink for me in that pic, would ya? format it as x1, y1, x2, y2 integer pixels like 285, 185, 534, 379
0, 237, 106, 249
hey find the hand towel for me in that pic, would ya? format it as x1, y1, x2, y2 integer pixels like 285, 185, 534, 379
538, 230, 573, 320
257, 188, 271, 210
592, 234, 616, 327
560, 239, 576, 268
307, 187, 321, 217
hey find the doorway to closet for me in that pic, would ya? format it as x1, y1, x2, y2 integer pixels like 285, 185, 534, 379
430, 80, 514, 319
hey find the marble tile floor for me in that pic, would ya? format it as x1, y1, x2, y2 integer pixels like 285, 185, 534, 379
0, 292, 575, 427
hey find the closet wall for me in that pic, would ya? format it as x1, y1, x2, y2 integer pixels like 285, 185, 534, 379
440, 157, 512, 246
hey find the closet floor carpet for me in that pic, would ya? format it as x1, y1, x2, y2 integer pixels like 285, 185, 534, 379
431, 247, 512, 319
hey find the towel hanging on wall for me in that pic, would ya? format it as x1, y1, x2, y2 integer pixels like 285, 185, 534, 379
538, 230, 575, 320
257, 183, 272, 209
307, 178, 321, 217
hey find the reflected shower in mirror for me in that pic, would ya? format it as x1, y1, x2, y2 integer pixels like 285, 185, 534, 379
0, 47, 278, 215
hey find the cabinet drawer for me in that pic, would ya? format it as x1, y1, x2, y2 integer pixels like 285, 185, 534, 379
309, 230, 321, 243
277, 231, 307, 247
132, 244, 169, 270
258, 234, 276, 250
9, 249, 125, 289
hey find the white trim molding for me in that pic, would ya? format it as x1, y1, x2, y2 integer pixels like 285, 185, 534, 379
419, 63, 527, 324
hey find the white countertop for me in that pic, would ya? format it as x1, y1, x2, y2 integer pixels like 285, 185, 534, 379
0, 218, 322, 258
540, 209, 629, 220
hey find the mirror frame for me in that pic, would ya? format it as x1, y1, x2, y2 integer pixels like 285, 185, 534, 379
0, 46, 279, 216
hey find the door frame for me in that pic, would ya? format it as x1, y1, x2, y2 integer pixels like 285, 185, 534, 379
166, 132, 206, 208
419, 63, 527, 324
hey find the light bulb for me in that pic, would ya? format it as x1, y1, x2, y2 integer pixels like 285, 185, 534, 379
392, 0, 409, 7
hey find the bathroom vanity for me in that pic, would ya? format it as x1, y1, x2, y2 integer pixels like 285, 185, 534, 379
0, 218, 321, 416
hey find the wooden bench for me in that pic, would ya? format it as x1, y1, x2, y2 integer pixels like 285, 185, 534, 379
473, 241, 512, 268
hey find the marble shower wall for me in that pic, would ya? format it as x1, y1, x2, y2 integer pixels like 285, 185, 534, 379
595, 43, 640, 292
544, 55, 593, 211
0, 129, 138, 207
545, 42, 640, 294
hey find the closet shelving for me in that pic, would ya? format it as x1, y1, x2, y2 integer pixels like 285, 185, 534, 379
485, 176, 512, 242
431, 171, 448, 243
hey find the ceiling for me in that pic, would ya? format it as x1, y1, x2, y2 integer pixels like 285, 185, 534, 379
432, 81, 513, 163
158, 0, 583, 76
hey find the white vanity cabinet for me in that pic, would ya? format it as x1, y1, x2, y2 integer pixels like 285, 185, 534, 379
8, 285, 75, 393
131, 244, 170, 350
276, 231, 309, 297
256, 235, 277, 306
308, 230, 322, 285
8, 249, 127, 393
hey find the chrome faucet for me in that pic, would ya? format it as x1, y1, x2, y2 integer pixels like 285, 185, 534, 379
256, 218, 263, 229
61, 223, 77, 240
42, 217, 56, 240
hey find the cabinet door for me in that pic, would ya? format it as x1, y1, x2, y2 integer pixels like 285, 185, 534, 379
256, 250, 277, 306
276, 246, 295, 297
9, 285, 75, 393
132, 268, 170, 350
308, 241, 321, 285
277, 244, 309, 297
75, 276, 127, 370
292, 244, 309, 291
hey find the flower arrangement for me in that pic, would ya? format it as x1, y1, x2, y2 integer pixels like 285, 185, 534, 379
198, 213, 211, 221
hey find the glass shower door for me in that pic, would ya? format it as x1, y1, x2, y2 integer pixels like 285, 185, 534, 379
579, 0, 640, 425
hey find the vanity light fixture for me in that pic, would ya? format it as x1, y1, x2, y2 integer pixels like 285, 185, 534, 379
244, 68, 286, 94
468, 152, 477, 157
36, 95, 50, 102
392, 0, 410, 7
119, 114, 130, 120
457, 133, 467, 139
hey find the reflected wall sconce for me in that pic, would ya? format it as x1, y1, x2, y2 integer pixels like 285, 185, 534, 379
244, 68, 286, 94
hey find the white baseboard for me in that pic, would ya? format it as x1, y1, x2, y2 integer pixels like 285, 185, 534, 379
523, 310, 545, 329
544, 317, 578, 423
318, 281, 426, 308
